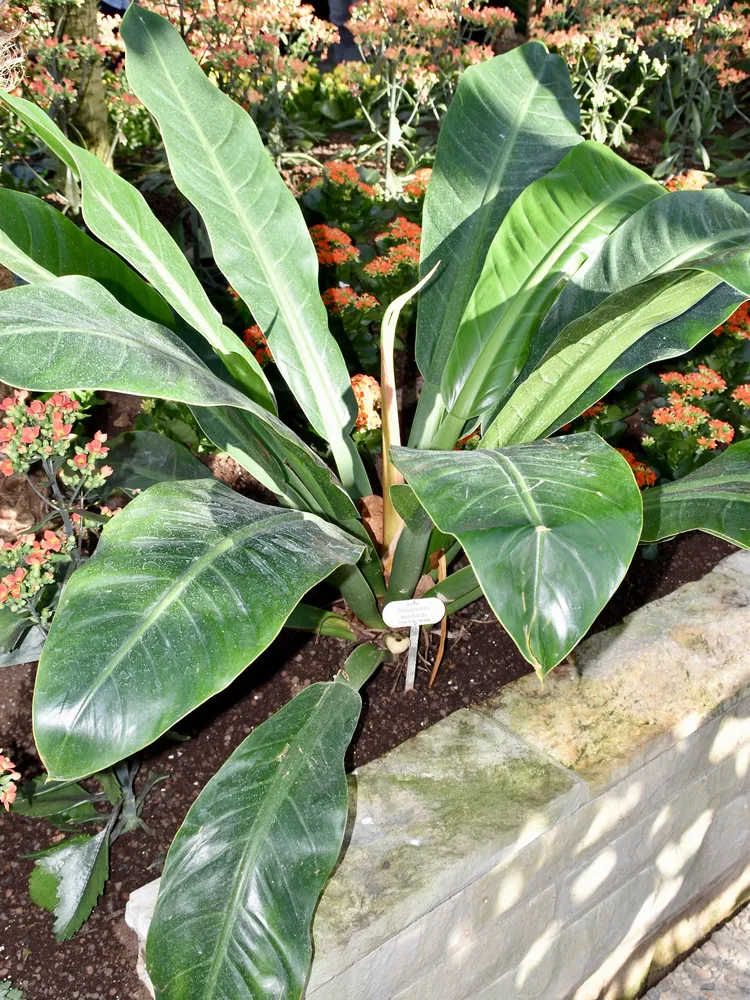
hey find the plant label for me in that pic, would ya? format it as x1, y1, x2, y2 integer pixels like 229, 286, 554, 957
382, 598, 446, 693
382, 597, 445, 629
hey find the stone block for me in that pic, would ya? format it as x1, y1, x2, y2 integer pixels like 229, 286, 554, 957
124, 553, 750, 1000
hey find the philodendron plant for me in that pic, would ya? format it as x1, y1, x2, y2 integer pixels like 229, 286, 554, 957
1, 6, 750, 996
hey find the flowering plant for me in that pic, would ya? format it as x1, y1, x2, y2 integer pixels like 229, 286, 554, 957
0, 750, 20, 810
532, 1, 750, 172
347, 0, 516, 192
530, 0, 668, 146
1, 15, 750, 995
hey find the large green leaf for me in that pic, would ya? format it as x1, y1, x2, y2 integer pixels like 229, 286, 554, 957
28, 831, 109, 940
392, 436, 642, 672
414, 41, 580, 403
0, 187, 174, 328
146, 678, 361, 1000
548, 282, 747, 435
34, 479, 364, 779
105, 430, 214, 492
146, 645, 386, 1000
483, 270, 722, 447
0, 275, 256, 407
642, 441, 750, 548
441, 142, 664, 423
0, 275, 367, 540
0, 89, 273, 411
537, 189, 750, 354
121, 6, 367, 495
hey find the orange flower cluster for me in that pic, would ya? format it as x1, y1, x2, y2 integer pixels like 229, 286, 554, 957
616, 449, 657, 489
59, 429, 114, 490
732, 384, 750, 407
403, 167, 432, 199
659, 364, 726, 398
243, 325, 273, 366
0, 530, 70, 616
351, 374, 382, 431
0, 750, 20, 811
363, 216, 422, 278
713, 302, 750, 340
309, 224, 360, 266
581, 402, 607, 419
321, 287, 379, 314
311, 160, 377, 200
652, 396, 734, 450
0, 390, 79, 477
665, 169, 710, 191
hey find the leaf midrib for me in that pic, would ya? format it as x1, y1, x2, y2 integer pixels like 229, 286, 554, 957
449, 177, 659, 418
422, 57, 564, 381
200, 683, 353, 999
134, 11, 346, 438
58, 509, 304, 753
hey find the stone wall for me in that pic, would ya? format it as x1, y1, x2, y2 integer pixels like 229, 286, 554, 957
126, 550, 750, 1000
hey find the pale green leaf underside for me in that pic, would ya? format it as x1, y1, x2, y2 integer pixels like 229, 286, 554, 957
641, 440, 750, 548
147, 680, 360, 1000
443, 141, 665, 420
0, 88, 274, 411
537, 188, 750, 352
483, 270, 721, 447
34, 479, 364, 779
392, 436, 642, 672
29, 831, 109, 940
0, 187, 174, 328
121, 4, 356, 446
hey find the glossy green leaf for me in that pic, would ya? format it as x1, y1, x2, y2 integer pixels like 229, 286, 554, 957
284, 604, 357, 641
0, 187, 174, 328
105, 431, 214, 492
442, 142, 664, 421
483, 270, 722, 447
0, 605, 30, 653
121, 6, 366, 494
192, 405, 374, 553
415, 41, 580, 392
537, 189, 750, 353
548, 282, 747, 435
641, 441, 750, 548
392, 436, 642, 672
28, 831, 109, 940
0, 274, 367, 543
0, 623, 45, 667
34, 479, 364, 779
147, 679, 362, 1000
0, 89, 274, 411
13, 778, 98, 820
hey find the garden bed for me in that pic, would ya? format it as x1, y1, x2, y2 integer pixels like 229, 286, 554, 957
0, 525, 737, 1000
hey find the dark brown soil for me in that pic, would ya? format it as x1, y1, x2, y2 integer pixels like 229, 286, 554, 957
0, 527, 737, 999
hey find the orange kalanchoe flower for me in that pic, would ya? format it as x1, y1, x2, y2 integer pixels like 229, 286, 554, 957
697, 419, 734, 450
665, 169, 709, 192
242, 325, 273, 366
617, 449, 657, 489
403, 167, 432, 199
321, 287, 379, 314
0, 749, 20, 811
659, 364, 726, 398
321, 160, 377, 199
351, 374, 382, 431
309, 224, 360, 266
714, 302, 750, 339
732, 384, 750, 407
